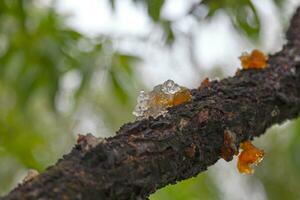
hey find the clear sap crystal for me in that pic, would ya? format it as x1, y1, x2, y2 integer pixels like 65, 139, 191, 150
133, 90, 150, 117
161, 80, 181, 95
133, 80, 191, 120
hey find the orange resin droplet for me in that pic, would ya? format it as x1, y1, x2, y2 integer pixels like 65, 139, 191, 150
151, 94, 173, 107
199, 77, 210, 88
239, 49, 268, 70
237, 140, 264, 174
133, 80, 192, 119
173, 88, 192, 106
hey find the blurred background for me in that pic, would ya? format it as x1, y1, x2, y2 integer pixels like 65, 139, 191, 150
0, 0, 300, 199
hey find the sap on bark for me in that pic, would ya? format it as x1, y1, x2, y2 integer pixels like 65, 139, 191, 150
239, 49, 268, 69
237, 140, 264, 174
133, 80, 192, 119
221, 133, 264, 174
220, 130, 238, 161
198, 77, 210, 89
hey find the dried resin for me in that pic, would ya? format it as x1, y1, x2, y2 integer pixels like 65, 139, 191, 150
239, 49, 268, 69
237, 140, 264, 174
220, 130, 238, 162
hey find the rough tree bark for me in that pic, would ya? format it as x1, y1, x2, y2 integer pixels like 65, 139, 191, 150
2, 7, 300, 200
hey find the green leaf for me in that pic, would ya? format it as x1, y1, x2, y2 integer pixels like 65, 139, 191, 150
110, 70, 130, 104
161, 20, 175, 45
273, 0, 285, 8
202, 0, 261, 40
232, 2, 260, 40
147, 0, 165, 22
150, 173, 219, 200
108, 52, 139, 104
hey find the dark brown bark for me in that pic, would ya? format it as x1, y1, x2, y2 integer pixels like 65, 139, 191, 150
2, 7, 300, 200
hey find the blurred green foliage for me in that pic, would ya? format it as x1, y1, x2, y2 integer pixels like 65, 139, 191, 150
0, 0, 138, 194
255, 119, 300, 200
1, 0, 300, 200
151, 172, 219, 200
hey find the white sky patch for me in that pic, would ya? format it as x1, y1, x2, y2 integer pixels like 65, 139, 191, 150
72, 104, 111, 138
56, 0, 150, 36
196, 11, 248, 72
253, 0, 284, 52
161, 0, 199, 20
56, 70, 82, 113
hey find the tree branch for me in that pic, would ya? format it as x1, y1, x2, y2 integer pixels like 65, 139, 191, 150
2, 7, 300, 200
